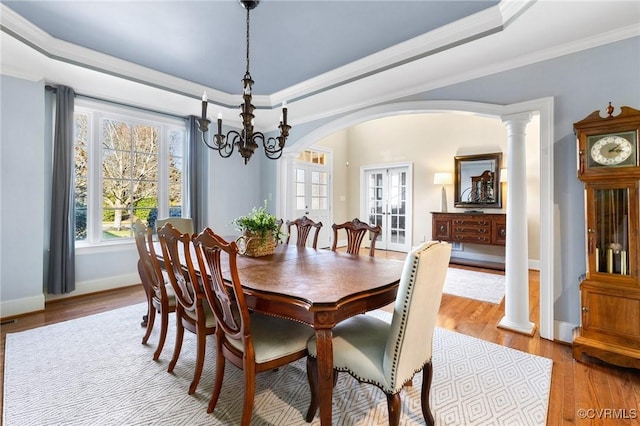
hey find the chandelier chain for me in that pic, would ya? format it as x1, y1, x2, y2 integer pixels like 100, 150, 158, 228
245, 6, 251, 75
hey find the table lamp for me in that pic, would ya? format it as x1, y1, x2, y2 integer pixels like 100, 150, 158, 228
433, 172, 453, 212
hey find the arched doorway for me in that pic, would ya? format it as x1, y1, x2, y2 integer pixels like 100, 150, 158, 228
277, 98, 555, 340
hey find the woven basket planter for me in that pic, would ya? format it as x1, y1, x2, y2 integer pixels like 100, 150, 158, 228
242, 231, 277, 257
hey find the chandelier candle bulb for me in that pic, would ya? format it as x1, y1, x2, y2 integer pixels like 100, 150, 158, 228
201, 92, 208, 119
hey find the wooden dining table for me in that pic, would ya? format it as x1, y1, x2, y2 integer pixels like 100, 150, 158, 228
157, 241, 405, 425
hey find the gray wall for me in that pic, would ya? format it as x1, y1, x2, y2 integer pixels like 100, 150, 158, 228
1, 75, 46, 310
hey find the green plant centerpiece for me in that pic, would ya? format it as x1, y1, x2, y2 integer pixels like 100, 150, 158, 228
232, 200, 283, 257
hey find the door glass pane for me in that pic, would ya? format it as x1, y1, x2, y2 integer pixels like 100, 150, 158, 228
594, 188, 629, 275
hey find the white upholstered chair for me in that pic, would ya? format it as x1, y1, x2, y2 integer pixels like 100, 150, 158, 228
305, 241, 452, 426
156, 217, 194, 235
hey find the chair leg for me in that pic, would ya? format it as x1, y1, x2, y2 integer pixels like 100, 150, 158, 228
153, 307, 169, 360
421, 362, 435, 426
240, 363, 256, 426
141, 300, 155, 344
305, 356, 319, 422
207, 343, 226, 414
386, 393, 401, 426
188, 328, 206, 395
168, 316, 184, 373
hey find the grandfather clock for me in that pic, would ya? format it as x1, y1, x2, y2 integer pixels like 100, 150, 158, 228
572, 103, 640, 369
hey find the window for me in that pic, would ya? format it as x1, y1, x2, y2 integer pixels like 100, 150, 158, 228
73, 99, 187, 245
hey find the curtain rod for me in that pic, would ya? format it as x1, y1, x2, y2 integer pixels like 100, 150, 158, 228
45, 84, 189, 121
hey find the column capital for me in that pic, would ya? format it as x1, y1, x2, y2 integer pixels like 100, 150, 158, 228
501, 112, 533, 136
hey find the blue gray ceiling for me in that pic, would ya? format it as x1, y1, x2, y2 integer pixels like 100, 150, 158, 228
2, 0, 498, 95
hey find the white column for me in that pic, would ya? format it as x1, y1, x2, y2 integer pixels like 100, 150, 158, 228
499, 112, 536, 335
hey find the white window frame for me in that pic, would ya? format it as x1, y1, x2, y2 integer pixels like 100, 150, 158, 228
74, 99, 187, 247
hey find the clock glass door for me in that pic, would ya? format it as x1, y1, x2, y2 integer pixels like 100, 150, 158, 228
591, 186, 631, 276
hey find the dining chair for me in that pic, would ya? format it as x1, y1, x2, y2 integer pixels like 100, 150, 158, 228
331, 218, 382, 256
132, 219, 176, 360
157, 223, 216, 395
286, 216, 323, 248
190, 228, 314, 425
305, 240, 452, 426
156, 217, 195, 235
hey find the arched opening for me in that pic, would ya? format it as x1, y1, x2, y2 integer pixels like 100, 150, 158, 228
277, 98, 555, 340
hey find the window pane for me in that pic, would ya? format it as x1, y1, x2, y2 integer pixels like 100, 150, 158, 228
103, 119, 131, 151
168, 129, 184, 216
74, 112, 89, 241
296, 197, 305, 210
133, 125, 158, 153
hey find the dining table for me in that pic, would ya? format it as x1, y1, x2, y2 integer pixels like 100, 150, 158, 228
157, 240, 405, 425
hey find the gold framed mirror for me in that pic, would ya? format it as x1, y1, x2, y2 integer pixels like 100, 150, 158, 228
454, 152, 502, 209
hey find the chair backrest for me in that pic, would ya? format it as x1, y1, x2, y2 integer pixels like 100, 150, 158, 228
157, 223, 204, 318
286, 216, 323, 249
132, 219, 167, 298
191, 228, 251, 354
331, 218, 381, 256
156, 217, 194, 235
382, 241, 451, 391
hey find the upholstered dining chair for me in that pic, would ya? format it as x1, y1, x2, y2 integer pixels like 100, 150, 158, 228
157, 223, 216, 395
331, 218, 382, 256
132, 219, 176, 360
156, 217, 194, 235
286, 216, 323, 248
190, 228, 314, 425
305, 241, 452, 426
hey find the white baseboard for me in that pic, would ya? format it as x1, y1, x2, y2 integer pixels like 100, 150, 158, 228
45, 273, 140, 302
554, 320, 578, 344
0, 294, 45, 318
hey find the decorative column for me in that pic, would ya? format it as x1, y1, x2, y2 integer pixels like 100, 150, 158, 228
499, 112, 536, 335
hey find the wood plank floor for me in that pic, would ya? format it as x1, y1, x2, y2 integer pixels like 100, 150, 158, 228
1, 251, 639, 425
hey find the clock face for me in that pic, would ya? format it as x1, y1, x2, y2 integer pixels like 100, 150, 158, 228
587, 131, 637, 168
590, 136, 633, 165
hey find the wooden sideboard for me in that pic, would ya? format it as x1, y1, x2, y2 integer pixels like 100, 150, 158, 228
431, 212, 506, 270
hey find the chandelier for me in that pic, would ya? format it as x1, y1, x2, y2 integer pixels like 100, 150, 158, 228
197, 0, 290, 164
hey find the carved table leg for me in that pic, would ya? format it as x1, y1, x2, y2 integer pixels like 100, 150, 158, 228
315, 328, 334, 426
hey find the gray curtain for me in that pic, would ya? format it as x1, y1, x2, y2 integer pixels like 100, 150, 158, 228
47, 86, 76, 294
187, 115, 207, 232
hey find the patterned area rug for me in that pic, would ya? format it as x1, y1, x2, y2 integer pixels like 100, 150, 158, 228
3, 304, 551, 425
443, 267, 505, 304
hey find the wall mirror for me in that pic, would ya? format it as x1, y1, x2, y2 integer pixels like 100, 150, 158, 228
454, 152, 502, 209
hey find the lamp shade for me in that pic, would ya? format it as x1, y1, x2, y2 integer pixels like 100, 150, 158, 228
500, 168, 508, 183
433, 172, 453, 185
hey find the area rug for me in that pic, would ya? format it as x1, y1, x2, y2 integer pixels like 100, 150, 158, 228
443, 267, 505, 304
3, 303, 551, 425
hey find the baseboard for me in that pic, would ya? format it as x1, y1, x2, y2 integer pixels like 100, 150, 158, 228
45, 273, 140, 302
554, 320, 578, 344
0, 294, 45, 318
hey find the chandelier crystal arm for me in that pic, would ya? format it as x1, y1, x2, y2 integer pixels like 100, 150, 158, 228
197, 0, 289, 164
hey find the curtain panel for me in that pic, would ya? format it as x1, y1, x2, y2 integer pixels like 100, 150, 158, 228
187, 115, 208, 232
47, 86, 76, 294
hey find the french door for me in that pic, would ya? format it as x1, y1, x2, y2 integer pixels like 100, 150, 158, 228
292, 149, 332, 248
362, 165, 412, 252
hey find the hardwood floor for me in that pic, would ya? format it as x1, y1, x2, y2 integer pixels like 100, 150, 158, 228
1, 252, 639, 425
